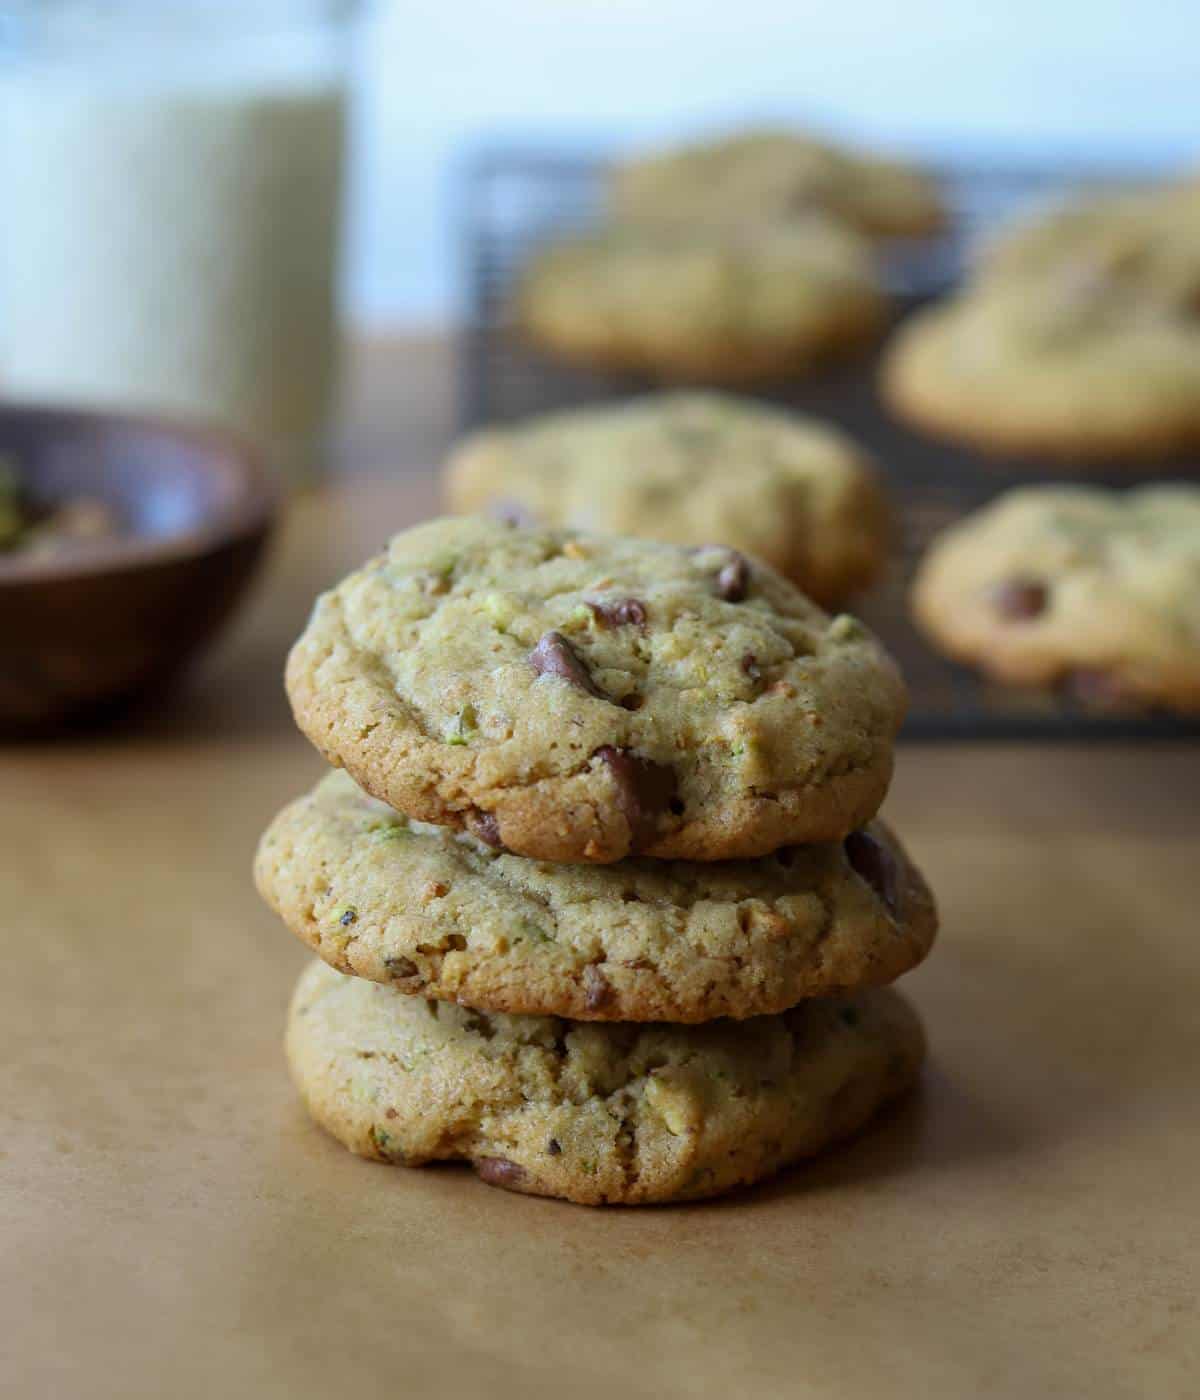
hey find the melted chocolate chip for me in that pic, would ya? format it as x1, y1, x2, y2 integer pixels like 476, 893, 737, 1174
547, 1138, 562, 1156
844, 828, 901, 919
466, 810, 505, 850
989, 577, 1049, 620
741, 652, 761, 680
593, 745, 678, 852
383, 955, 419, 979
474, 1156, 528, 1189
716, 551, 750, 602
583, 964, 613, 1012
586, 597, 647, 629
529, 630, 604, 698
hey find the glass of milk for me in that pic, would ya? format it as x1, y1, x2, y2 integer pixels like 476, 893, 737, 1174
0, 1, 358, 481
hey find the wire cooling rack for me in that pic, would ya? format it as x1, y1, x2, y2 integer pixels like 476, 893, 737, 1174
455, 148, 1200, 741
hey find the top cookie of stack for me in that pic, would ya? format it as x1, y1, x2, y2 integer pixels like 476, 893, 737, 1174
284, 515, 906, 865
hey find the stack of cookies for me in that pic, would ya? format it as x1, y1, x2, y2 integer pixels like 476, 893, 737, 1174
255, 516, 937, 1205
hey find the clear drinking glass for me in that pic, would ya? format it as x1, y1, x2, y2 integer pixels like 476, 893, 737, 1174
0, 1, 359, 481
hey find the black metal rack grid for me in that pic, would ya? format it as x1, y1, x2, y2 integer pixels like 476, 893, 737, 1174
455, 149, 1200, 742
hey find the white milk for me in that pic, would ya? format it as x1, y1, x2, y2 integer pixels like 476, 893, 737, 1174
0, 43, 346, 475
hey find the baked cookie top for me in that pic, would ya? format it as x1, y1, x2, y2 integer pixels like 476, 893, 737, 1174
611, 127, 945, 239
883, 186, 1200, 458
256, 772, 937, 1022
286, 960, 925, 1206
977, 182, 1200, 287
286, 517, 906, 863
912, 484, 1200, 711
445, 392, 888, 606
517, 220, 886, 382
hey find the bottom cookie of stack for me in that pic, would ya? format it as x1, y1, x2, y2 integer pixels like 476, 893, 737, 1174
287, 960, 925, 1207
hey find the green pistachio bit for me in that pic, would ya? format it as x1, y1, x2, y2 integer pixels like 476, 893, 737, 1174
517, 918, 551, 943
446, 703, 477, 746
730, 742, 746, 757
565, 603, 593, 630
364, 816, 407, 841
829, 614, 869, 643
482, 592, 517, 631
580, 1159, 596, 1175
370, 1125, 405, 1160
368, 823, 408, 843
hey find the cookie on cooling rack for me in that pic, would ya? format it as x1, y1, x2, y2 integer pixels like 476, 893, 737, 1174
883, 182, 1200, 460
611, 127, 946, 239
516, 221, 887, 383
911, 484, 1200, 713
445, 392, 888, 607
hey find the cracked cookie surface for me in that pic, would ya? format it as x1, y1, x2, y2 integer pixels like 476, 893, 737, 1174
611, 127, 945, 239
516, 221, 886, 383
285, 517, 905, 863
285, 959, 925, 1206
256, 772, 937, 1022
912, 484, 1200, 712
445, 392, 888, 607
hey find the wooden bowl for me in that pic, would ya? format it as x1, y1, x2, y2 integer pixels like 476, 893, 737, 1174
0, 405, 275, 735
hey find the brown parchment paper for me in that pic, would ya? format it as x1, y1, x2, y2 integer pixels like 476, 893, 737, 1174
2, 480, 1197, 1400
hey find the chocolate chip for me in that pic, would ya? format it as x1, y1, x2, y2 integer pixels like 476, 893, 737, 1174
989, 577, 1048, 620
716, 551, 750, 602
529, 630, 604, 698
741, 651, 761, 680
547, 1138, 562, 1156
339, 908, 357, 927
383, 955, 419, 979
474, 1156, 527, 1189
489, 497, 536, 528
582, 964, 613, 1012
844, 828, 901, 919
593, 745, 678, 852
466, 809, 505, 850
586, 597, 647, 629
1066, 668, 1128, 710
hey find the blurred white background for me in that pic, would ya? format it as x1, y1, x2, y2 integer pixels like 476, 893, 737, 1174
347, 0, 1197, 327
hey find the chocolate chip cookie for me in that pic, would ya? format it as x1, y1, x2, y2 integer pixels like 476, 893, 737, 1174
286, 517, 906, 863
883, 184, 1200, 459
256, 772, 937, 1022
611, 127, 946, 239
286, 959, 925, 1206
516, 221, 887, 383
445, 392, 888, 607
912, 484, 1200, 712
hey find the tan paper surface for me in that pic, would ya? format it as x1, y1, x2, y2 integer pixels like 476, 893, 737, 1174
3, 480, 1197, 1399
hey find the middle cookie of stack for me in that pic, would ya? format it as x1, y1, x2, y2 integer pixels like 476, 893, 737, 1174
256, 771, 937, 1024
